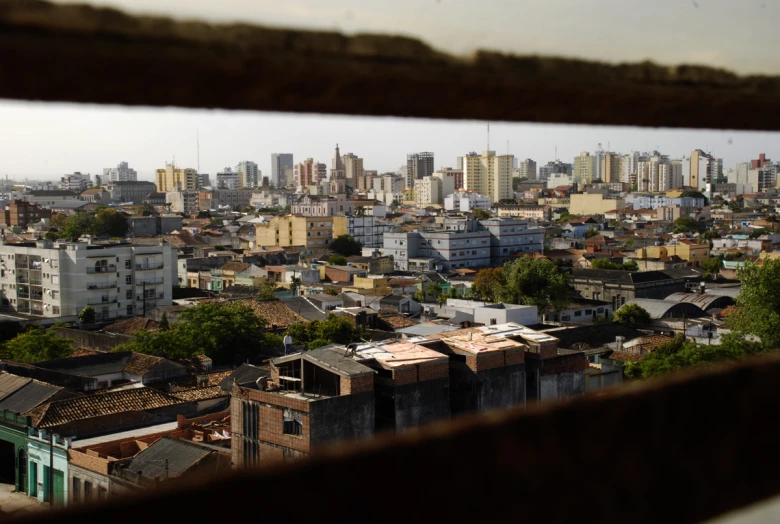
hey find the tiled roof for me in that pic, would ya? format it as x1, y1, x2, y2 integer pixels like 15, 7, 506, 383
608, 351, 642, 362
168, 369, 233, 389
123, 353, 166, 375
378, 312, 416, 329
168, 386, 227, 402
101, 317, 160, 334
240, 299, 305, 328
221, 261, 251, 273
68, 348, 103, 358
26, 388, 184, 428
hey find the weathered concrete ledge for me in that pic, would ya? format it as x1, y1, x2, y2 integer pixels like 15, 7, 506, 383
2, 0, 780, 129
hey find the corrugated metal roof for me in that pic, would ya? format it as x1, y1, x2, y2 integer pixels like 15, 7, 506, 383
626, 299, 707, 320
123, 437, 212, 479
0, 381, 61, 414
703, 287, 741, 298
664, 293, 735, 311
0, 373, 31, 400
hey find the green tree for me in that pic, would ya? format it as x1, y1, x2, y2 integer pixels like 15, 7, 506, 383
727, 258, 780, 348
0, 327, 73, 364
328, 255, 348, 266
613, 303, 651, 328
583, 227, 600, 239
473, 267, 506, 303
79, 306, 96, 324
700, 257, 723, 275
499, 258, 571, 311
59, 212, 93, 240
258, 280, 278, 301
590, 259, 622, 270
673, 216, 700, 234
92, 208, 129, 237
326, 287, 339, 296
622, 259, 639, 272
472, 209, 492, 219
159, 313, 170, 331
286, 314, 361, 350
414, 290, 424, 303
330, 235, 363, 257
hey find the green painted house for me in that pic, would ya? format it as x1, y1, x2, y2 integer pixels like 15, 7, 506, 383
0, 411, 31, 494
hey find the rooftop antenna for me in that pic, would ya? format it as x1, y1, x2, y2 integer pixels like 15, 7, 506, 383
555, 146, 558, 161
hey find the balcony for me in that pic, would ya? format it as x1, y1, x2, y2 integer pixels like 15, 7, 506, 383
136, 263, 163, 270
136, 277, 164, 286
88, 296, 117, 305
94, 312, 118, 321
87, 265, 116, 274
87, 282, 117, 290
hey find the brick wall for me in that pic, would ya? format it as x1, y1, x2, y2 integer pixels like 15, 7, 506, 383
341, 374, 374, 395
176, 410, 229, 429
505, 348, 525, 365
475, 352, 505, 372
539, 353, 589, 376
235, 387, 311, 413
68, 449, 111, 475
259, 442, 284, 464
392, 366, 418, 386
258, 404, 311, 453
418, 362, 449, 382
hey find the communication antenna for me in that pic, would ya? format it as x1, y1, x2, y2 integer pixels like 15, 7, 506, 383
555, 146, 558, 161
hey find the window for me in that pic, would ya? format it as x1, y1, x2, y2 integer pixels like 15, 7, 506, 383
126, 305, 133, 315
51, 290, 58, 299
126, 275, 132, 285
98, 487, 107, 500
52, 306, 60, 315
51, 275, 58, 284
574, 311, 582, 317
283, 409, 304, 436
84, 481, 93, 500
72, 478, 81, 503
490, 318, 497, 325
126, 290, 132, 299
562, 315, 571, 321
125, 260, 131, 269
584, 309, 592, 315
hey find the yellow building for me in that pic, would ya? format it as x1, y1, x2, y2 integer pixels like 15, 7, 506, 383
343, 276, 393, 296
634, 241, 710, 267
603, 153, 621, 183
255, 215, 333, 249
568, 194, 624, 215
155, 164, 198, 192
462, 150, 513, 203
573, 152, 595, 185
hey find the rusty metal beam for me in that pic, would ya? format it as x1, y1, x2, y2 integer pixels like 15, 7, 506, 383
3, 1, 780, 130
22, 353, 780, 523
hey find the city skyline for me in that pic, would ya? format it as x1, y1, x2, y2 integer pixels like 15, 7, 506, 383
1, 100, 778, 182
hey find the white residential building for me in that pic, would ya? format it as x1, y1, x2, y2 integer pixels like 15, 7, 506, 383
61, 173, 91, 192
216, 168, 240, 190
518, 159, 537, 180
415, 176, 442, 207
636, 153, 683, 192
103, 162, 138, 183
0, 239, 174, 320
444, 191, 491, 212
236, 161, 260, 188
462, 150, 513, 202
166, 190, 199, 215
431, 170, 457, 201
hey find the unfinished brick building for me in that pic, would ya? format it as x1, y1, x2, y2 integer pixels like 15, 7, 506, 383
231, 347, 375, 467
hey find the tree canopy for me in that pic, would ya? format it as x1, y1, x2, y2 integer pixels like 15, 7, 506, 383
328, 255, 348, 266
0, 327, 73, 364
330, 235, 363, 257
672, 216, 700, 234
727, 258, 780, 348
285, 314, 362, 350
473, 258, 570, 311
590, 258, 638, 271
613, 303, 651, 327
472, 209, 492, 219
53, 208, 129, 240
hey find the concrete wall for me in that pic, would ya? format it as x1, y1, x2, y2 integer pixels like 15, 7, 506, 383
377, 377, 450, 432
53, 328, 133, 351
309, 391, 375, 447
539, 372, 585, 401
448, 363, 526, 415
69, 462, 111, 504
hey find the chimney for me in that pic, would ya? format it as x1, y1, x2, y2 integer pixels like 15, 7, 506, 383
615, 336, 625, 352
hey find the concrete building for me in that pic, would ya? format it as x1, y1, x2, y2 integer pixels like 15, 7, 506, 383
431, 170, 458, 201
333, 215, 391, 248
294, 158, 317, 189
685, 149, 722, 189
406, 152, 434, 188
746, 166, 777, 193
342, 153, 364, 187
198, 190, 253, 210
127, 215, 183, 237
573, 152, 595, 185
636, 152, 683, 192
231, 346, 375, 466
495, 204, 551, 221
633, 241, 710, 267
3, 200, 51, 228
384, 217, 543, 270
106, 181, 157, 204
290, 194, 354, 216
568, 193, 624, 215
538, 160, 572, 181
271, 153, 294, 188
0, 239, 174, 321
444, 190, 491, 212
415, 175, 442, 207
155, 164, 198, 192
103, 162, 137, 183
631, 195, 706, 210
236, 161, 259, 188
166, 190, 199, 215
256, 215, 334, 249
462, 150, 513, 203
27, 430, 70, 506
61, 173, 91, 192
517, 159, 537, 180
436, 299, 538, 326
216, 168, 240, 190
571, 268, 689, 310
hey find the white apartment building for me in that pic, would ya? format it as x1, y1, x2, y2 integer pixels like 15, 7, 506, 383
631, 195, 706, 210
415, 176, 442, 207
444, 191, 491, 212
166, 190, 199, 215
431, 170, 457, 200
547, 173, 575, 189
383, 217, 543, 270
216, 168, 240, 190
462, 151, 513, 202
61, 173, 91, 192
0, 239, 174, 321
636, 153, 683, 192
236, 161, 260, 188
518, 159, 537, 180
103, 162, 138, 183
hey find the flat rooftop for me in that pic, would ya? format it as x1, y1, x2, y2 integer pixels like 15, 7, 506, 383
355, 340, 446, 368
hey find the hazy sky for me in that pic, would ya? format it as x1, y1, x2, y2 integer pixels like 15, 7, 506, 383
0, 100, 777, 181
51, 0, 780, 75
3, 1, 779, 180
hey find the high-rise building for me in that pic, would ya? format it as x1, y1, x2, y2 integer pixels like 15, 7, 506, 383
155, 164, 198, 192
637, 153, 683, 192
538, 160, 572, 180
196, 173, 211, 188
432, 170, 457, 201
602, 153, 621, 183
236, 161, 259, 188
343, 153, 364, 187
686, 150, 722, 189
751, 153, 772, 169
620, 151, 646, 185
61, 172, 91, 192
463, 151, 513, 203
573, 152, 595, 185
271, 153, 293, 188
295, 158, 316, 189
406, 152, 435, 188
518, 159, 537, 180
216, 168, 240, 190
329, 145, 347, 195
103, 162, 138, 183
415, 176, 442, 208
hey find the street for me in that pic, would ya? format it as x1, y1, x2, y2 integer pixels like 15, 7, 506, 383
0, 484, 48, 518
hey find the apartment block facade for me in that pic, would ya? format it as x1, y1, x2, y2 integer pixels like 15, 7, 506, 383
255, 215, 334, 249
463, 151, 513, 203
0, 239, 174, 321
4, 200, 51, 228
155, 165, 198, 192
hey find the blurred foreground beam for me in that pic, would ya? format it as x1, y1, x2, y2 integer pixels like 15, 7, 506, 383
22, 353, 780, 524
2, 1, 780, 129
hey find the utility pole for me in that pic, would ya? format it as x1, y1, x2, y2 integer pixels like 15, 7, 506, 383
48, 432, 54, 507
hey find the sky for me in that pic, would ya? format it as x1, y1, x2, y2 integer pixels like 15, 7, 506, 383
3, 1, 779, 180
0, 100, 778, 181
